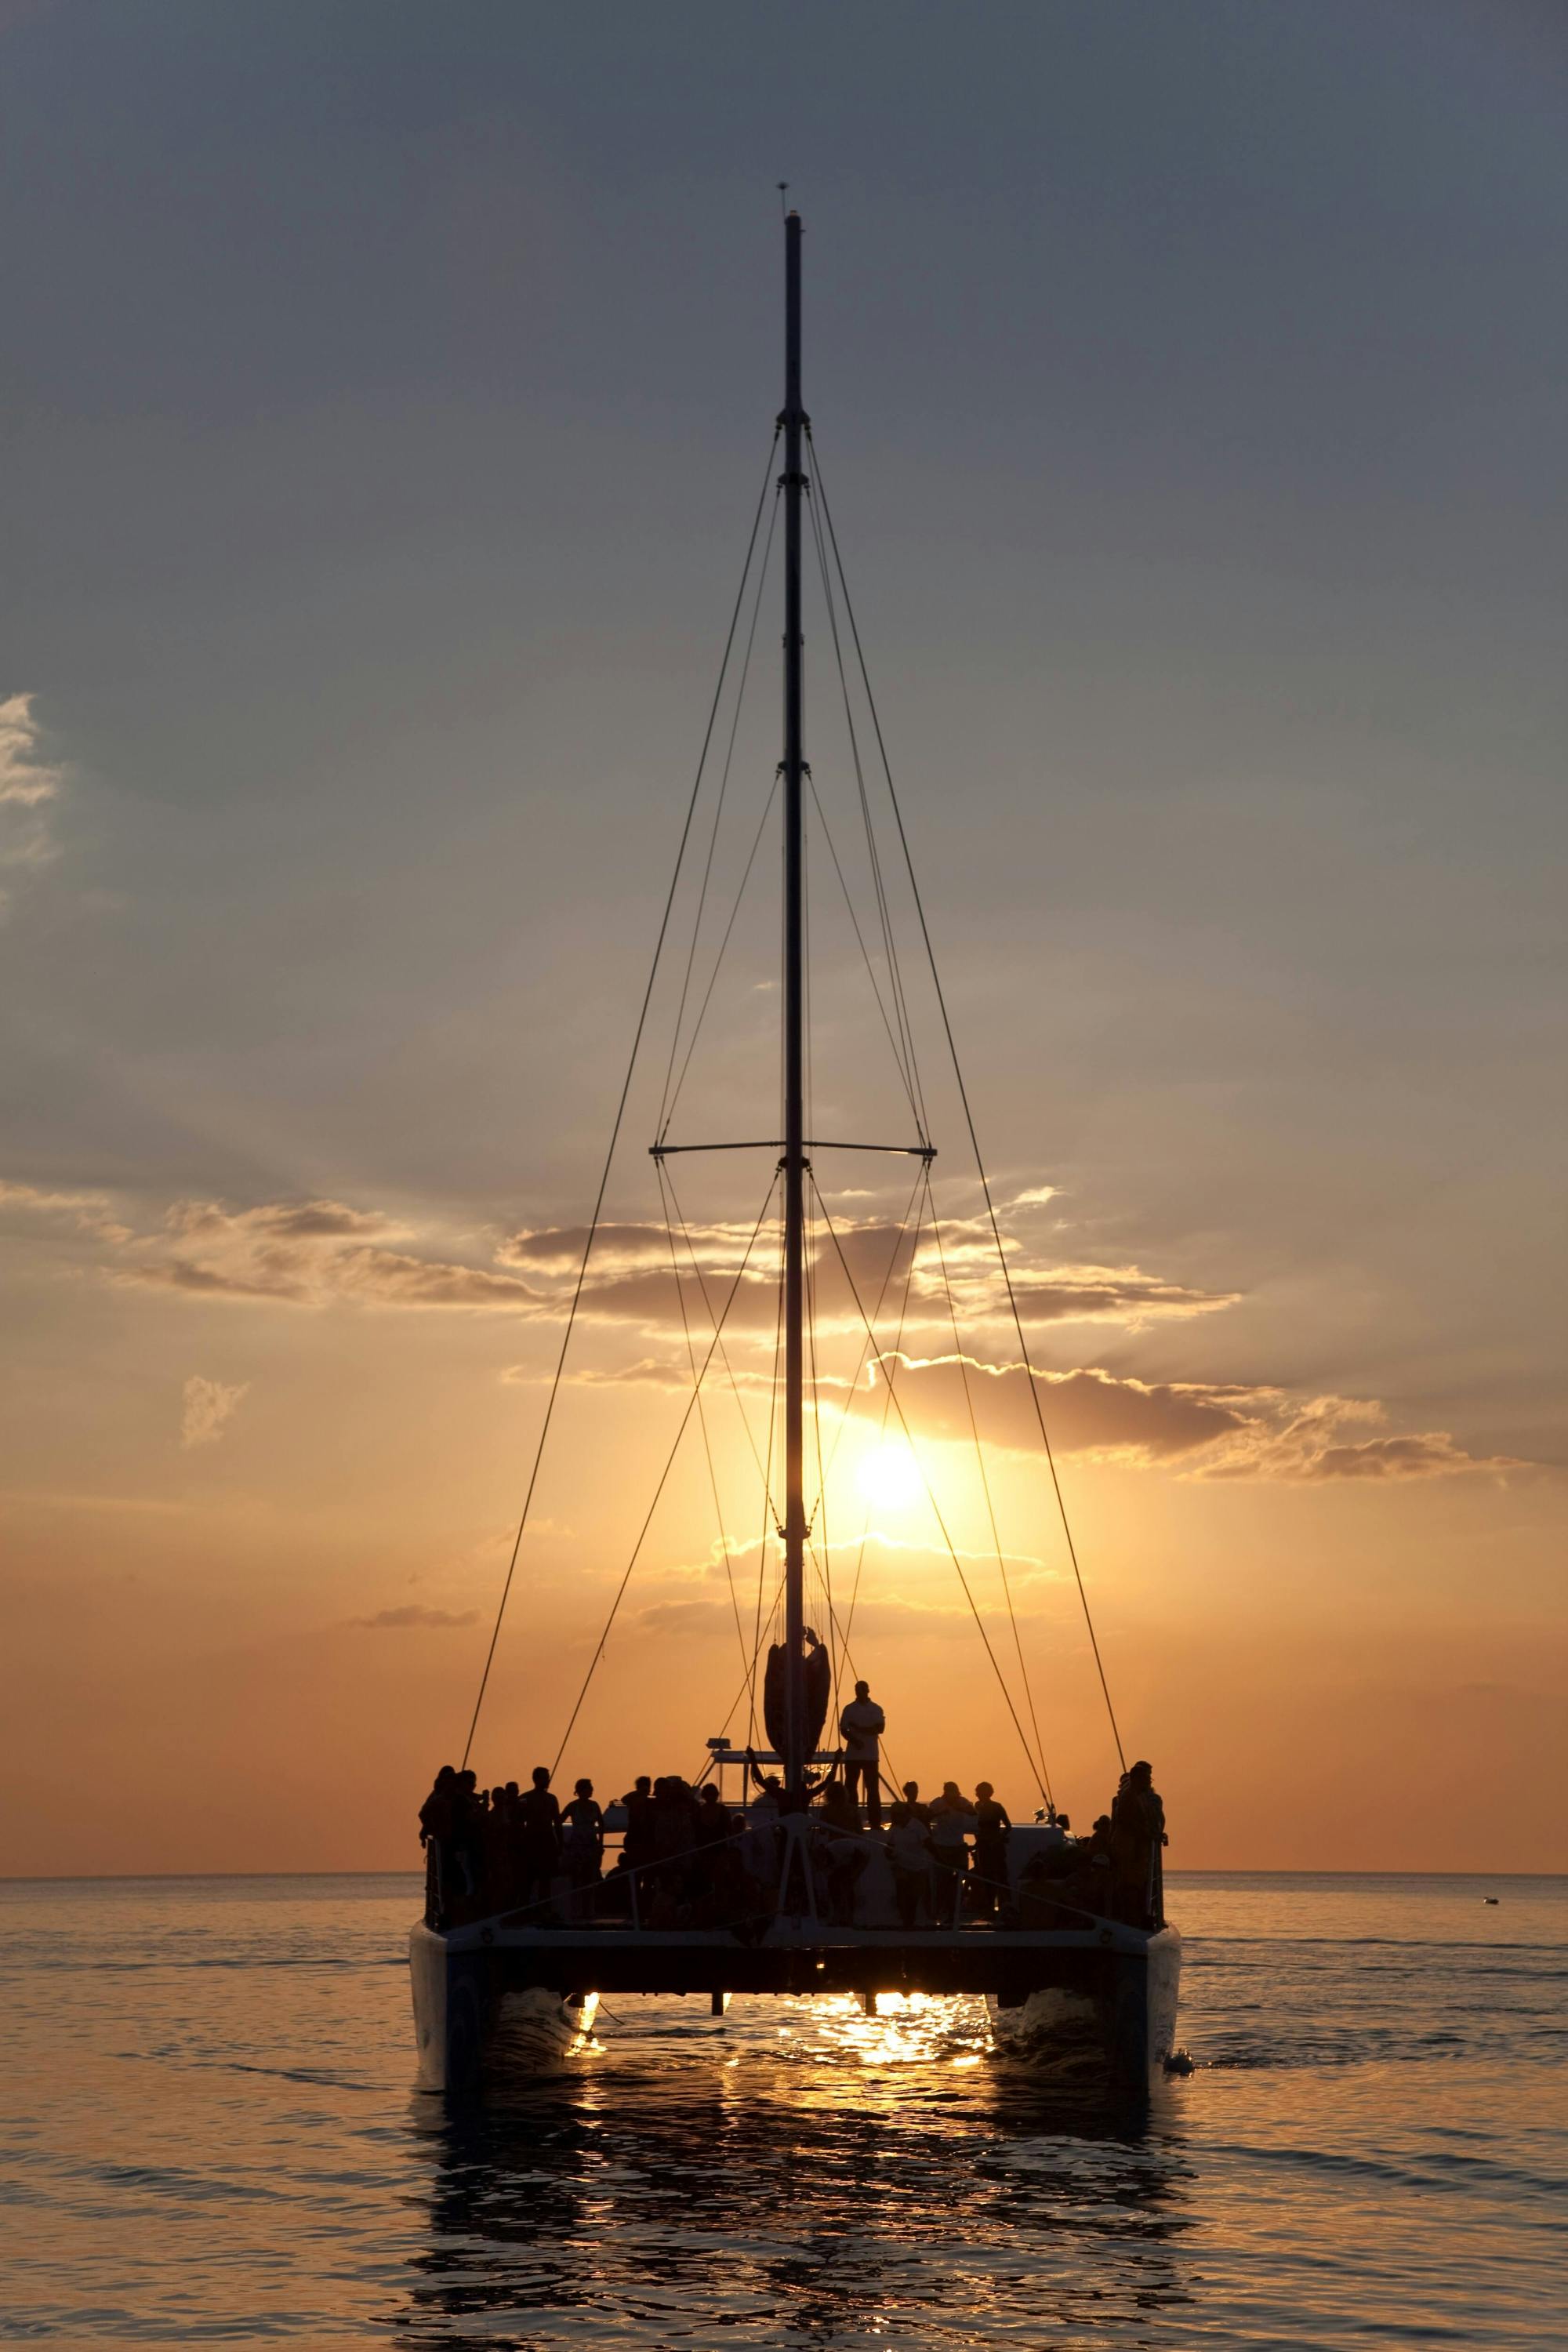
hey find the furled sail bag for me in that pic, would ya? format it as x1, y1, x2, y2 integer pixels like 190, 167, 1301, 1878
762, 1639, 831, 1762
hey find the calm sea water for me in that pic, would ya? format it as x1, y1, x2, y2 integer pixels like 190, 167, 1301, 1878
0, 1873, 1561, 2349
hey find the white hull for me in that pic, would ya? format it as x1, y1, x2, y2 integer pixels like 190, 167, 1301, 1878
410, 1922, 597, 2091
986, 1925, 1181, 2085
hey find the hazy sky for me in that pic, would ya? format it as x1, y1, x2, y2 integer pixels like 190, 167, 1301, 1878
2, 2, 1564, 1875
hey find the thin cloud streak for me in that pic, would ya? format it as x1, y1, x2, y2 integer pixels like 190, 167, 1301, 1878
348, 1604, 481, 1630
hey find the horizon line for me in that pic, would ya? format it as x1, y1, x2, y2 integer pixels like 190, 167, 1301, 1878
2, 1865, 1563, 1887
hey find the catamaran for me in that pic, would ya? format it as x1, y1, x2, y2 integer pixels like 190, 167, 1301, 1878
411, 212, 1180, 2099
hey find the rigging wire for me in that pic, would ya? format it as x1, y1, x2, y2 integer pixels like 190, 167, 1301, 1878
459, 431, 785, 1771
837, 1180, 928, 1659
657, 467, 782, 1140
805, 448, 930, 1142
812, 1579, 907, 1797
701, 1562, 788, 1773
805, 771, 923, 1134
660, 771, 782, 1143
805, 1163, 927, 1519
661, 1163, 782, 1527
923, 1168, 1054, 1807
803, 1154, 839, 1711
660, 1156, 824, 1737
800, 791, 840, 1715
750, 1188, 787, 1751
810, 433, 1127, 1773
550, 1174, 781, 1777
811, 1173, 1051, 1802
655, 1159, 753, 1682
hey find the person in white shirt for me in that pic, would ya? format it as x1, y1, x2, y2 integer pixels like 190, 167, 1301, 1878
927, 1780, 974, 1922
884, 1802, 934, 1927
838, 1680, 886, 1827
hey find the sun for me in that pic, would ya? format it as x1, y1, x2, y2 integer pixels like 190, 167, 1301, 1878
855, 1437, 923, 1512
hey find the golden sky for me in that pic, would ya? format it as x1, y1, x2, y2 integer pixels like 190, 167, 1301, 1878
2, 4, 1564, 1876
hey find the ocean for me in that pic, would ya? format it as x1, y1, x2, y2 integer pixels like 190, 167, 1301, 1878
0, 1872, 1561, 2348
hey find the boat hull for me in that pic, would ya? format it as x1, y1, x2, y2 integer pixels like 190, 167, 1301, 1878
409, 1912, 1175, 2098
410, 1923, 597, 2092
986, 1924, 1181, 2089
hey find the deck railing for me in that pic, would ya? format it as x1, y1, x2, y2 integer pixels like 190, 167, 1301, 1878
426, 1807, 1157, 1939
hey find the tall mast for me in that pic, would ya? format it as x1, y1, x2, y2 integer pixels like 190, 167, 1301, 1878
780, 210, 808, 1794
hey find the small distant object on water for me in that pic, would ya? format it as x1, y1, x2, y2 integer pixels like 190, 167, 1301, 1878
1483, 1896, 1500, 1905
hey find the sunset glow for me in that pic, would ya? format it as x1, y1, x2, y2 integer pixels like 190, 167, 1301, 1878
855, 1438, 924, 1515
0, 5, 1562, 1890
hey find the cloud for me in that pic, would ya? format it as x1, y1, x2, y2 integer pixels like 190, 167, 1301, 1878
349, 1604, 481, 1630
1196, 1396, 1524, 1483
169, 1200, 386, 1243
500, 1216, 787, 1332
120, 1199, 545, 1311
1306, 1433, 1495, 1481
1, 1171, 1537, 1486
872, 1352, 1519, 1483
330, 1246, 539, 1308
568, 1353, 779, 1394
0, 1179, 130, 1246
180, 1374, 249, 1450
2, 1180, 553, 1313
871, 1350, 1251, 1461
500, 1221, 684, 1276
634, 1599, 739, 1636
563, 1263, 782, 1332
504, 1208, 1229, 1340
1004, 1265, 1238, 1323
0, 692, 63, 911
8, 1175, 1225, 1339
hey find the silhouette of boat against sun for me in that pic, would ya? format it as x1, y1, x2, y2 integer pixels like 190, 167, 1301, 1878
410, 212, 1180, 2103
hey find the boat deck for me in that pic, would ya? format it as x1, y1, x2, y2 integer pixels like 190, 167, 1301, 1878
435, 1913, 1156, 2002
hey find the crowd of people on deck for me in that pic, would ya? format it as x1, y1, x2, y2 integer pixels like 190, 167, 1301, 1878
419, 1681, 1167, 1936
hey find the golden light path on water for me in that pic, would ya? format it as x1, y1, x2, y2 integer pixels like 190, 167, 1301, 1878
582, 1989, 992, 2075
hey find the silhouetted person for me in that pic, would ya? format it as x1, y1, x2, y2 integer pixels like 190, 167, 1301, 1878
604, 1850, 637, 1922
1110, 1760, 1166, 1928
418, 1765, 458, 1925
446, 1769, 483, 1921
646, 1775, 700, 1924
818, 1810, 868, 1927
901, 1779, 931, 1825
477, 1786, 512, 1911
927, 1782, 972, 1921
886, 1801, 934, 1928
970, 1781, 1011, 1915
518, 1765, 561, 1917
818, 1778, 859, 1833
622, 1774, 655, 1874
1036, 1812, 1077, 1882
691, 1783, 737, 1923
838, 1680, 886, 1828
561, 1777, 604, 1919
695, 1782, 732, 1843
746, 1748, 826, 1815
